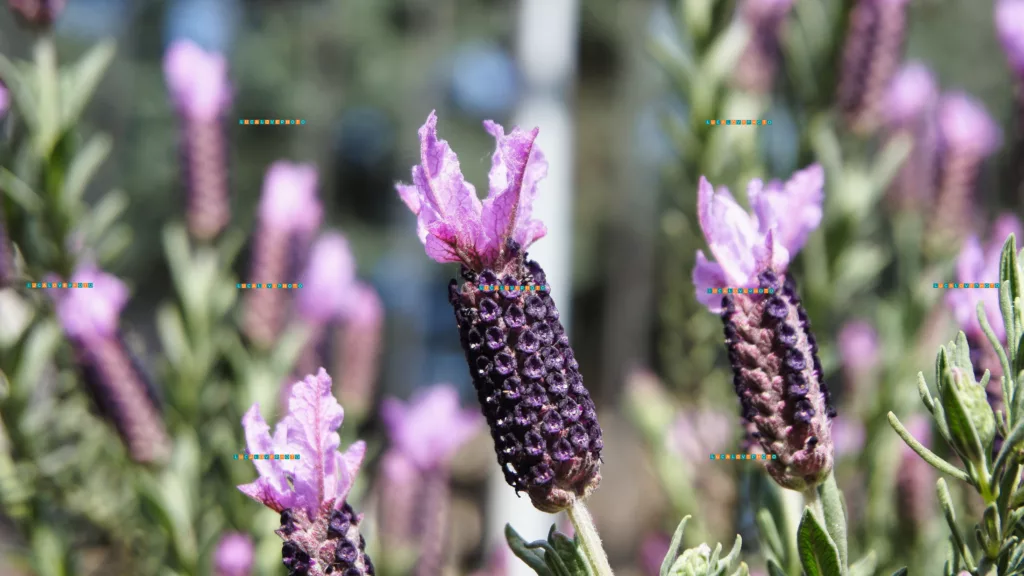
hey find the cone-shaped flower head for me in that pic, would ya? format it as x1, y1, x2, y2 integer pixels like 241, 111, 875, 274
883, 62, 939, 128
7, 0, 65, 28
997, 0, 1024, 79
214, 533, 254, 576
837, 0, 912, 134
838, 320, 880, 376
238, 368, 373, 575
334, 283, 384, 419
948, 214, 1022, 343
244, 162, 323, 348
50, 264, 170, 463
297, 232, 358, 324
733, 0, 795, 93
883, 62, 940, 212
396, 111, 603, 512
163, 40, 233, 240
692, 168, 834, 491
382, 384, 483, 471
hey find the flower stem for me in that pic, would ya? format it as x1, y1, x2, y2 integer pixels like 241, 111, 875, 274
567, 499, 614, 576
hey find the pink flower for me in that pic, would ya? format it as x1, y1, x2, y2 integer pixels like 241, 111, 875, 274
258, 162, 323, 235
238, 368, 366, 519
831, 416, 866, 458
997, 0, 1024, 78
334, 283, 384, 417
297, 233, 358, 324
396, 111, 548, 271
837, 320, 880, 374
50, 264, 129, 343
692, 164, 825, 312
938, 93, 1002, 158
381, 384, 483, 471
0, 83, 8, 117
883, 62, 938, 127
214, 533, 253, 576
948, 214, 1023, 342
163, 40, 232, 121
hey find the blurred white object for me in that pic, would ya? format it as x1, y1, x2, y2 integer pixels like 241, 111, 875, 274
488, 1, 580, 574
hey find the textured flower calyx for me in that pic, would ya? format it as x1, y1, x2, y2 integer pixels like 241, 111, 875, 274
449, 250, 602, 512
278, 503, 374, 576
721, 270, 835, 491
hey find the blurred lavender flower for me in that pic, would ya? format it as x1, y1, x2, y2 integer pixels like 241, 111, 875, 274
733, 0, 795, 94
296, 232, 357, 325
896, 415, 935, 538
996, 0, 1024, 79
49, 264, 170, 463
837, 0, 912, 134
639, 532, 671, 576
830, 415, 866, 459
333, 284, 383, 420
379, 385, 482, 574
883, 62, 940, 212
243, 162, 323, 349
692, 166, 835, 491
7, 0, 65, 28
837, 320, 880, 398
396, 111, 603, 513
0, 83, 8, 116
929, 93, 1002, 251
214, 533, 254, 576
238, 368, 373, 575
469, 546, 509, 576
669, 409, 733, 462
163, 40, 232, 241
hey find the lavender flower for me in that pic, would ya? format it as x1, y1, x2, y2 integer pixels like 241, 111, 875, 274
837, 0, 912, 134
830, 415, 866, 459
296, 233, 357, 325
883, 63, 940, 212
733, 0, 795, 93
997, 0, 1024, 79
7, 0, 65, 28
243, 162, 323, 349
238, 368, 372, 576
837, 320, 880, 388
0, 83, 8, 117
379, 385, 482, 575
669, 409, 733, 462
692, 166, 835, 491
396, 111, 603, 513
163, 40, 232, 241
49, 265, 170, 463
928, 93, 1002, 251
214, 533, 254, 576
333, 284, 383, 420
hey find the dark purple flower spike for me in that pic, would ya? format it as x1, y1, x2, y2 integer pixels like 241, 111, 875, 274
396, 112, 603, 513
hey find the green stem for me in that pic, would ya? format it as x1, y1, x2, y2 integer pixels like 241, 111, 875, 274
567, 499, 614, 576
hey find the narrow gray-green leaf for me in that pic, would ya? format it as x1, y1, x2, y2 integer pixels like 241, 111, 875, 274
0, 167, 43, 213
819, 473, 848, 569
938, 478, 976, 570
33, 38, 60, 157
848, 551, 877, 576
0, 53, 39, 130
84, 189, 129, 244
755, 509, 784, 561
505, 524, 555, 576
994, 414, 1024, 478
63, 133, 112, 207
766, 559, 787, 576
888, 412, 970, 482
1000, 234, 1021, 379
662, 515, 691, 576
60, 40, 116, 130
30, 525, 67, 576
890, 569, 908, 576
797, 509, 842, 576
938, 367, 986, 467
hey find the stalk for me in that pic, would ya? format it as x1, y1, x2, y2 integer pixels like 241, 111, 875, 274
567, 499, 614, 576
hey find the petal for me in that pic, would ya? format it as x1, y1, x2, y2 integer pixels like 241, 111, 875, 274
258, 162, 323, 233
697, 177, 759, 285
480, 121, 548, 259
297, 233, 358, 323
237, 478, 293, 514
692, 251, 730, 312
330, 440, 367, 507
752, 229, 791, 274
750, 164, 824, 255
282, 369, 345, 515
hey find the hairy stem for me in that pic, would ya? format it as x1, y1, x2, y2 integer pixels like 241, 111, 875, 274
567, 499, 614, 576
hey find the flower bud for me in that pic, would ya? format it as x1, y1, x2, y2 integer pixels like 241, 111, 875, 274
669, 543, 712, 576
721, 270, 835, 491
449, 256, 602, 512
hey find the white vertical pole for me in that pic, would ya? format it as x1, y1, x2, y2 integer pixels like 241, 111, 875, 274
488, 1, 580, 574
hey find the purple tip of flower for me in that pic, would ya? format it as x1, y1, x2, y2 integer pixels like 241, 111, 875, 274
297, 232, 357, 324
396, 110, 548, 271
381, 384, 483, 471
49, 264, 129, 342
0, 84, 8, 117
831, 415, 866, 458
258, 162, 323, 234
937, 92, 1002, 157
837, 320, 880, 373
997, 0, 1024, 77
883, 62, 938, 126
163, 40, 232, 121
238, 368, 366, 519
948, 214, 1023, 342
214, 533, 254, 576
693, 164, 825, 312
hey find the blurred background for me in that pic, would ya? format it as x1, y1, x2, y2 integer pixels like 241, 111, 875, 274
0, 0, 1022, 574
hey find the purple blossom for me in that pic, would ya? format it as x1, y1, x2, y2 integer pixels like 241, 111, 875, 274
396, 110, 548, 272
883, 62, 939, 127
997, 0, 1024, 78
733, 0, 795, 93
381, 384, 483, 471
297, 232, 357, 324
334, 283, 384, 419
239, 369, 373, 575
214, 533, 254, 576
883, 62, 940, 212
938, 93, 1002, 158
947, 214, 1023, 342
0, 83, 8, 117
831, 415, 866, 458
639, 533, 671, 576
692, 164, 825, 312
257, 162, 323, 236
163, 40, 232, 121
50, 264, 129, 344
837, 320, 880, 374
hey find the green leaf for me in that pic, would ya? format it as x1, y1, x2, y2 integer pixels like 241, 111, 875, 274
62, 133, 111, 208
888, 412, 970, 482
938, 365, 986, 467
549, 528, 590, 576
938, 478, 976, 571
890, 569, 908, 576
661, 515, 691, 576
818, 473, 848, 569
0, 53, 39, 131
755, 509, 785, 562
33, 38, 61, 158
0, 167, 43, 213
60, 40, 116, 130
504, 524, 555, 576
83, 189, 129, 244
1000, 234, 1021, 383
765, 559, 787, 576
95, 224, 132, 266
869, 132, 913, 192
848, 551, 877, 576
797, 509, 842, 576
30, 525, 67, 576
13, 320, 64, 401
